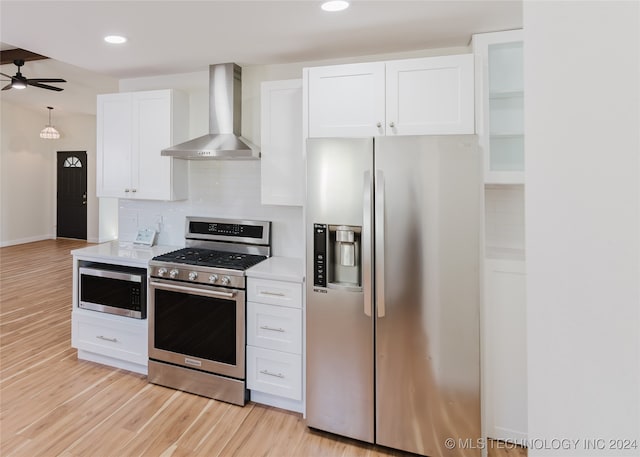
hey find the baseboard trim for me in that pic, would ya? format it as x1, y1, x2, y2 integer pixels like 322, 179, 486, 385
0, 234, 55, 247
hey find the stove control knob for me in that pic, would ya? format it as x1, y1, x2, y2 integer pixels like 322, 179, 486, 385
208, 274, 218, 283
221, 276, 231, 286
169, 269, 179, 279
188, 271, 198, 281
157, 267, 168, 277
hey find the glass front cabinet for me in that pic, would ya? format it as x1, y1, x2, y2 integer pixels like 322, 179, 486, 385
473, 29, 524, 184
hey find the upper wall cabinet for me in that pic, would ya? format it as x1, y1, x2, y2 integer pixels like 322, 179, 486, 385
97, 89, 189, 200
472, 30, 524, 184
305, 54, 474, 138
260, 79, 303, 206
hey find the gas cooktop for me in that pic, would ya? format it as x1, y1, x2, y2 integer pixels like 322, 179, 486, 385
149, 217, 271, 289
153, 248, 267, 270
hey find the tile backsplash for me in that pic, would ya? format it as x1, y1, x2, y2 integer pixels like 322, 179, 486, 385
119, 160, 303, 258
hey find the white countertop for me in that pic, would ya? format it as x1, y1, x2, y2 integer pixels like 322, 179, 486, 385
246, 257, 304, 283
71, 241, 179, 267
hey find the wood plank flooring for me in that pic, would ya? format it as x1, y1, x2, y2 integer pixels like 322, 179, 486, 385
1, 239, 526, 457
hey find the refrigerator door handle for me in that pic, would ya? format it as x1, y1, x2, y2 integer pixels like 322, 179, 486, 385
362, 170, 372, 317
375, 169, 386, 318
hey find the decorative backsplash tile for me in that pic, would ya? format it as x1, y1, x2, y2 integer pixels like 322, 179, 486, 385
119, 161, 303, 258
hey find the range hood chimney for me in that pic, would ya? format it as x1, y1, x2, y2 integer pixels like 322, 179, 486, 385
161, 63, 259, 160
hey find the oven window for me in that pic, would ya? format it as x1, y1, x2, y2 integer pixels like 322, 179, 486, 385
154, 289, 236, 365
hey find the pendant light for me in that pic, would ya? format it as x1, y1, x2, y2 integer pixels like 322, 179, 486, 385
40, 106, 60, 139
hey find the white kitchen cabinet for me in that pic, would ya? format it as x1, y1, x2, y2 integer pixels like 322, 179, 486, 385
483, 259, 527, 444
246, 346, 302, 401
473, 29, 524, 184
306, 54, 474, 137
70, 255, 148, 375
247, 301, 302, 354
70, 243, 178, 375
307, 62, 385, 137
260, 79, 304, 206
246, 275, 303, 412
97, 89, 189, 200
73, 311, 148, 372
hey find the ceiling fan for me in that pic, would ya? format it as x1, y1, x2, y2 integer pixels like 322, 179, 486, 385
0, 59, 66, 91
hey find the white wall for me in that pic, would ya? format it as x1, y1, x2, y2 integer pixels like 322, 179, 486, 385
525, 2, 639, 456
0, 101, 55, 245
0, 100, 111, 246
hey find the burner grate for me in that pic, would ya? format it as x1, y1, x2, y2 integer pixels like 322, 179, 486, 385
153, 248, 267, 270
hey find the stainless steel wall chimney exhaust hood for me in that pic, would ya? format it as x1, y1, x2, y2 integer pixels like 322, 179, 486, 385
161, 63, 259, 160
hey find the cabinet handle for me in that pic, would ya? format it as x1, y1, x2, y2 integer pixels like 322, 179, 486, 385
389, 121, 395, 128
259, 325, 286, 333
132, 189, 137, 193
376, 122, 382, 128
260, 369, 285, 379
260, 291, 286, 297
124, 188, 130, 193
96, 335, 118, 343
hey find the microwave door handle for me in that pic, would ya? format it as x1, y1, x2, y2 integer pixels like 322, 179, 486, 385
149, 280, 236, 299
362, 170, 372, 317
375, 170, 385, 318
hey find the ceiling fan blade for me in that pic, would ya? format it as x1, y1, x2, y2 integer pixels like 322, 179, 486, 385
27, 78, 66, 83
2, 83, 13, 91
0, 72, 13, 78
27, 81, 64, 91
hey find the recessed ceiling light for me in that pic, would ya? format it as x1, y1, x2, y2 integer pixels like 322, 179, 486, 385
104, 35, 127, 44
321, 1, 349, 12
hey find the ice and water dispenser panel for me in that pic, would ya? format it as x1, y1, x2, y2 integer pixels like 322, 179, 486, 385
313, 223, 362, 290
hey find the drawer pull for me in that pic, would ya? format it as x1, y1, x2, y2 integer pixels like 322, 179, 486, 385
96, 335, 118, 343
259, 325, 285, 333
260, 369, 285, 379
260, 290, 286, 297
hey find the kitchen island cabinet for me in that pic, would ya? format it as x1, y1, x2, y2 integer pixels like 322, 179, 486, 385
305, 54, 474, 137
70, 241, 178, 374
97, 89, 189, 200
246, 257, 304, 413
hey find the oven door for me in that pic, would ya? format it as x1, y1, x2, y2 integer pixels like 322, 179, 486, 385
149, 278, 245, 380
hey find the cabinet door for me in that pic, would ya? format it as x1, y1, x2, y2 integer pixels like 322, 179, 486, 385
261, 80, 303, 206
307, 62, 385, 137
484, 259, 527, 443
247, 301, 302, 354
132, 91, 174, 200
386, 54, 474, 135
473, 29, 524, 184
246, 346, 302, 401
97, 93, 133, 198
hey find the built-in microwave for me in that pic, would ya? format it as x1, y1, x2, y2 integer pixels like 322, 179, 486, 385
78, 263, 147, 319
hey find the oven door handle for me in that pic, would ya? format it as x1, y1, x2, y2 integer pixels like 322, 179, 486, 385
149, 280, 237, 299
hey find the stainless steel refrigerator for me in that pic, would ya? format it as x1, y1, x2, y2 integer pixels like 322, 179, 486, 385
305, 136, 481, 456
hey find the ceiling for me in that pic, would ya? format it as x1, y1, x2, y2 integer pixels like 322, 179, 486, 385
0, 0, 522, 115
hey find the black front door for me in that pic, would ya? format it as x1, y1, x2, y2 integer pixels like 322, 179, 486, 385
57, 151, 87, 240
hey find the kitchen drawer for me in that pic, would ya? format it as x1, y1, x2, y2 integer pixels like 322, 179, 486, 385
73, 312, 147, 365
247, 278, 302, 308
247, 302, 301, 354
246, 346, 302, 401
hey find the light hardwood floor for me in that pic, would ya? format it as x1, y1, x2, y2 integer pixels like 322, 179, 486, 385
1, 239, 525, 457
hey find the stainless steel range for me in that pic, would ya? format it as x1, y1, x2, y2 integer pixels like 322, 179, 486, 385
148, 217, 270, 406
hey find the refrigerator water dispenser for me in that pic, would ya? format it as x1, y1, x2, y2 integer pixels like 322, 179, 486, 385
313, 223, 361, 290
